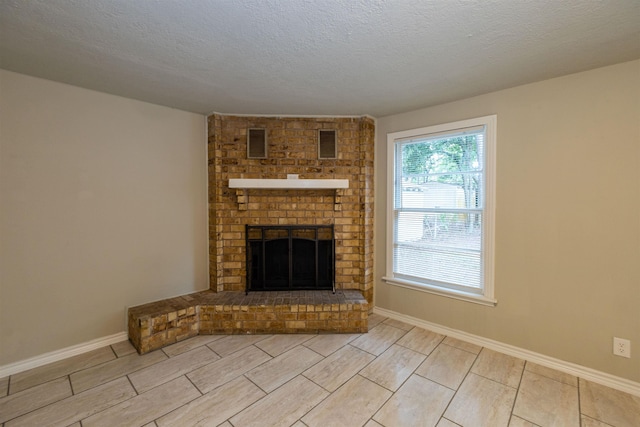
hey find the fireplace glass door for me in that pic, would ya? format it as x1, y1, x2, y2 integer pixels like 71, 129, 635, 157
246, 225, 334, 292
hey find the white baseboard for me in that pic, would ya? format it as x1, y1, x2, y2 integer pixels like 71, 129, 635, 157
0, 332, 128, 378
373, 306, 640, 397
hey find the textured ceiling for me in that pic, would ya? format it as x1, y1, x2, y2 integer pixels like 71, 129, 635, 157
1, 0, 639, 117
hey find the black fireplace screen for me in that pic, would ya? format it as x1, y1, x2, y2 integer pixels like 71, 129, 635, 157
246, 225, 335, 292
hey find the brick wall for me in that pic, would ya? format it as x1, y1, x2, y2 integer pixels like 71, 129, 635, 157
208, 115, 374, 303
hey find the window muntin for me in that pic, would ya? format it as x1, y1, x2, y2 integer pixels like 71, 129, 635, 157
385, 116, 496, 304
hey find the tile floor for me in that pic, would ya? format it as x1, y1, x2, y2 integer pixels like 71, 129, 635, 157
1, 313, 639, 426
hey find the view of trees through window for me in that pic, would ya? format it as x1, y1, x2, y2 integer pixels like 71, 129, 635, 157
403, 134, 482, 215
394, 130, 484, 290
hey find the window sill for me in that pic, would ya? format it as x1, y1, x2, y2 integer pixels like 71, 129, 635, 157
382, 276, 497, 307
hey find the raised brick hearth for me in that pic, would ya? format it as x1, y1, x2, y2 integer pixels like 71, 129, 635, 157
128, 289, 368, 354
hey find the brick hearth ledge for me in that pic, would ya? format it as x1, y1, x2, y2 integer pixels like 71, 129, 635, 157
128, 290, 368, 354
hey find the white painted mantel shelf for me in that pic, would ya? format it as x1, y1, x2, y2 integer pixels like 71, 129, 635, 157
228, 178, 349, 189
228, 178, 349, 210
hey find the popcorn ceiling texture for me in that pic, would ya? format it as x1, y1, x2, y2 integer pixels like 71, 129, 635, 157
3, 2, 638, 116
208, 114, 375, 304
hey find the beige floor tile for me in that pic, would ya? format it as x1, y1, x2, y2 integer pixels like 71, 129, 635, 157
471, 348, 524, 388
360, 344, 426, 391
373, 374, 454, 427
436, 418, 460, 427
579, 379, 640, 427
442, 336, 482, 354
350, 323, 407, 356
187, 345, 271, 393
156, 376, 265, 426
525, 361, 577, 386
415, 343, 477, 390
229, 376, 329, 427
245, 345, 323, 393
0, 376, 7, 397
581, 414, 616, 427
367, 313, 387, 328
443, 373, 517, 427
396, 327, 445, 356
513, 370, 579, 426
82, 376, 200, 427
6, 333, 640, 427
0, 377, 72, 423
9, 346, 116, 393
303, 333, 360, 356
206, 334, 268, 357
509, 415, 539, 426
254, 334, 315, 357
303, 344, 375, 392
161, 335, 224, 357
302, 375, 392, 427
111, 340, 137, 358
128, 346, 219, 393
6, 377, 136, 427
382, 318, 414, 331
70, 350, 167, 393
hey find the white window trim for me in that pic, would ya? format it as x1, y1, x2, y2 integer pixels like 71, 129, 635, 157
383, 115, 497, 306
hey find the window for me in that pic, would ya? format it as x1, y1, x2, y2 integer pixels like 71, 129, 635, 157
384, 115, 497, 305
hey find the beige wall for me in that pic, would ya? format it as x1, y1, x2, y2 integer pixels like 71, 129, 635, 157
375, 60, 640, 381
0, 70, 208, 366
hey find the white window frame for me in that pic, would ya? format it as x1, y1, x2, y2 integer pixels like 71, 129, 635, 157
383, 115, 497, 306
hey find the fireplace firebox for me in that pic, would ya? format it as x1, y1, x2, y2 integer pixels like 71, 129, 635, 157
246, 225, 335, 293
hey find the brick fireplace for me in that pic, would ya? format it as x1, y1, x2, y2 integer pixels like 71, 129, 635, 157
208, 114, 374, 302
127, 115, 374, 354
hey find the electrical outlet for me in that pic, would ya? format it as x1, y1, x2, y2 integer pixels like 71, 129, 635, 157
613, 337, 631, 358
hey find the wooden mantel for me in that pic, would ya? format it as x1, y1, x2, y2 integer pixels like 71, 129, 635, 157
228, 178, 349, 211
228, 178, 349, 190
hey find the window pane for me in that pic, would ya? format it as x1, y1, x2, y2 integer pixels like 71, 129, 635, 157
401, 134, 483, 175
417, 212, 481, 248
399, 173, 482, 210
393, 243, 481, 289
396, 211, 481, 248
394, 209, 482, 288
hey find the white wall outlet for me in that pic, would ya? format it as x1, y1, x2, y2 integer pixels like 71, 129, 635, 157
287, 174, 299, 179
613, 337, 631, 358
